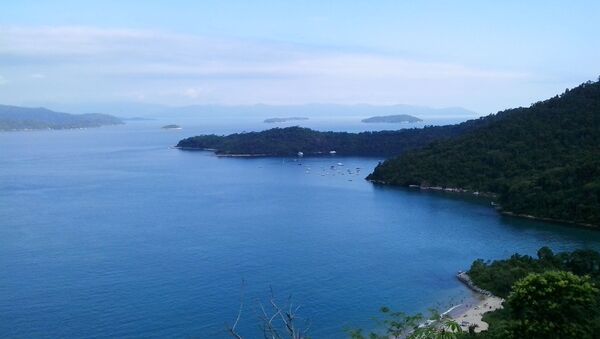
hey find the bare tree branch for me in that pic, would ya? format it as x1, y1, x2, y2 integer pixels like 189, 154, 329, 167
227, 280, 245, 339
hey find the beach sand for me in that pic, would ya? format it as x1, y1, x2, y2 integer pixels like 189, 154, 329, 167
450, 294, 504, 332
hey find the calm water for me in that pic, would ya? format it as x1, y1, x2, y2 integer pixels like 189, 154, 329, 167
2, 119, 600, 338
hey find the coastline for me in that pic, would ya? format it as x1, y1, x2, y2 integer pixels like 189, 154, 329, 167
173, 146, 271, 157
368, 180, 599, 229
501, 211, 598, 229
449, 272, 504, 333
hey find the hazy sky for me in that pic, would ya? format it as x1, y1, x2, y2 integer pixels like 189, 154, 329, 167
1, 0, 599, 113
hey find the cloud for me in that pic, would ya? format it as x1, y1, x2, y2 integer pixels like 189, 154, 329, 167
183, 87, 204, 99
0, 25, 532, 110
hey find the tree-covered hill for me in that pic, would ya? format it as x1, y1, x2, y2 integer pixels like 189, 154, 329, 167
176, 116, 500, 157
368, 80, 600, 226
0, 105, 123, 131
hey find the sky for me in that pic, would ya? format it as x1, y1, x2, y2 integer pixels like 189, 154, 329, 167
0, 0, 599, 114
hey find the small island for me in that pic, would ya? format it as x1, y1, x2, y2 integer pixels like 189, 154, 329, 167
361, 114, 422, 123
264, 117, 309, 123
162, 124, 182, 130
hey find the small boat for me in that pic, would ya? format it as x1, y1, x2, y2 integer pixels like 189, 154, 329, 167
337, 162, 343, 166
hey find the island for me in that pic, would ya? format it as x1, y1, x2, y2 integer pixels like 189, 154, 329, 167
368, 79, 600, 227
0, 104, 123, 131
263, 117, 309, 123
361, 114, 422, 123
162, 124, 182, 130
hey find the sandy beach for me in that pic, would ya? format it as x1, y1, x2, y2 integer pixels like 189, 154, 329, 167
450, 294, 503, 332
449, 272, 504, 332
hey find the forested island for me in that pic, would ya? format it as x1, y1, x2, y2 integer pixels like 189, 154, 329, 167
264, 117, 309, 123
368, 80, 600, 226
361, 114, 422, 123
0, 104, 123, 131
162, 124, 182, 129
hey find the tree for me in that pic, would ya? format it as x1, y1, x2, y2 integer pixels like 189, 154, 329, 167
507, 271, 599, 338
347, 307, 462, 339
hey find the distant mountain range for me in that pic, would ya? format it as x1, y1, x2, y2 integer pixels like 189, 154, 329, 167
0, 105, 123, 131
34, 102, 477, 119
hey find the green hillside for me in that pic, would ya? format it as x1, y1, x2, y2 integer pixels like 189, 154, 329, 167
368, 80, 600, 226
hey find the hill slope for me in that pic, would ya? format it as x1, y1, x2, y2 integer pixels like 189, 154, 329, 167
0, 105, 123, 131
368, 80, 600, 226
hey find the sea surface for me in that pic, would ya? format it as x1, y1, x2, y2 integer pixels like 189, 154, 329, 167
2, 117, 600, 338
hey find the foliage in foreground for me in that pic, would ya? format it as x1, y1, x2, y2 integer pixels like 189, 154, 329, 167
347, 307, 462, 339
508, 271, 598, 338
468, 246, 600, 298
465, 247, 600, 339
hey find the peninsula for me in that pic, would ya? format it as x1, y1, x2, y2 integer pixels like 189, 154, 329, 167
175, 115, 495, 157
0, 104, 123, 131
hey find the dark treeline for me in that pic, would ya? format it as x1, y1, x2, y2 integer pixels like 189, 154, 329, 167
368, 79, 600, 226
176, 116, 500, 157
469, 247, 600, 298
463, 247, 600, 339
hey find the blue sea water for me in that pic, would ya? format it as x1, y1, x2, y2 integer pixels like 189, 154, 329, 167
1, 118, 600, 338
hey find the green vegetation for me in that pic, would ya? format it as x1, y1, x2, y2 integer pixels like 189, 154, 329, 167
464, 247, 600, 339
508, 271, 598, 338
468, 247, 600, 298
177, 115, 497, 156
361, 114, 422, 123
0, 104, 123, 131
348, 307, 462, 339
368, 79, 600, 226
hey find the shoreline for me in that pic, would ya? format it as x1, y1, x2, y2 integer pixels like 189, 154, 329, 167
449, 272, 504, 333
368, 180, 599, 229
172, 146, 271, 156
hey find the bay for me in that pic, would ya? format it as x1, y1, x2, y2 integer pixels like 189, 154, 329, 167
1, 118, 599, 338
